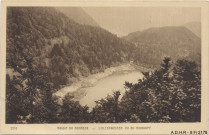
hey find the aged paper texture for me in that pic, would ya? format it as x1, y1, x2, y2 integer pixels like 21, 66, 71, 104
0, 0, 209, 134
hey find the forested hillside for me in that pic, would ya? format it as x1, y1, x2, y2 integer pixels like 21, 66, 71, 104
123, 26, 201, 68
7, 7, 133, 89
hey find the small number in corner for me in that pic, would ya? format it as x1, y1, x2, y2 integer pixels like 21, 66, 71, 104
10, 127, 17, 130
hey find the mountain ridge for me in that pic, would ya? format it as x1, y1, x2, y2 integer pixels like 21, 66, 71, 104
182, 21, 201, 38
55, 7, 99, 27
123, 26, 201, 68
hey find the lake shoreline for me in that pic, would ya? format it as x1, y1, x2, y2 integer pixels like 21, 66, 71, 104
54, 63, 150, 101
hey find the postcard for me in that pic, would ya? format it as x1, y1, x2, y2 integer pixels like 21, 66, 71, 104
0, 0, 208, 134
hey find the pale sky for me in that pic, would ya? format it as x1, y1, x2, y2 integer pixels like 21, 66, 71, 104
83, 7, 201, 36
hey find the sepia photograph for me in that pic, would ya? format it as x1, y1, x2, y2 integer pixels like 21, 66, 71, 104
5, 6, 202, 124
0, 1, 209, 134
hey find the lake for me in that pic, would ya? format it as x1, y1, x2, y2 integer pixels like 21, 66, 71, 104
55, 64, 144, 109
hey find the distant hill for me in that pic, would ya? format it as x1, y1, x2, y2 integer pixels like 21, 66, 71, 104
123, 26, 201, 68
55, 7, 99, 27
182, 22, 201, 38
122, 31, 142, 41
